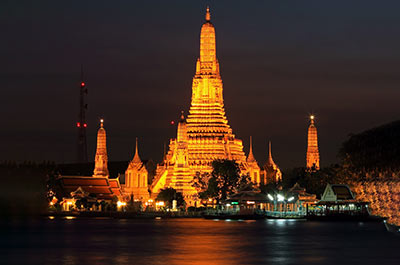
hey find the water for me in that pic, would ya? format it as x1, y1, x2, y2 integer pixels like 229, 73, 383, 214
1, 217, 399, 265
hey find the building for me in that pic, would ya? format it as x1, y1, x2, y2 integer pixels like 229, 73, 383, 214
150, 8, 261, 204
58, 120, 122, 211
93, 119, 109, 177
262, 141, 282, 184
306, 115, 320, 170
123, 138, 150, 201
308, 184, 370, 219
264, 183, 317, 218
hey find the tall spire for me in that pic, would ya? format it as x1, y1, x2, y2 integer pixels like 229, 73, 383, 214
247, 136, 256, 162
93, 119, 109, 177
268, 141, 274, 164
205, 6, 211, 21
306, 115, 320, 170
198, 6, 217, 74
132, 137, 141, 164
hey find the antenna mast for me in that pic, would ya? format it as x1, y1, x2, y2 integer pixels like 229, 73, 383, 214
77, 65, 88, 163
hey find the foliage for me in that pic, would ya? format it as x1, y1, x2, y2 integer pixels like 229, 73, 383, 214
339, 120, 400, 171
192, 159, 251, 202
156, 187, 185, 207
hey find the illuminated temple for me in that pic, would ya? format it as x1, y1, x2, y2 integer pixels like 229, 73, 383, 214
147, 8, 261, 203
306, 115, 320, 170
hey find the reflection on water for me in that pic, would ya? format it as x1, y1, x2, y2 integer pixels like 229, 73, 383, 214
1, 218, 399, 265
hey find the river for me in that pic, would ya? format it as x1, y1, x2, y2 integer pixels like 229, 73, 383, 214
1, 217, 399, 264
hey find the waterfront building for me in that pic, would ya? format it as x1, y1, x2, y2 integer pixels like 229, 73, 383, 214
150, 8, 261, 204
262, 141, 282, 184
58, 120, 122, 211
264, 183, 317, 218
124, 138, 150, 201
308, 184, 370, 219
306, 115, 320, 170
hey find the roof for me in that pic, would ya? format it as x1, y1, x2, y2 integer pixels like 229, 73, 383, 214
59, 175, 122, 200
321, 184, 355, 202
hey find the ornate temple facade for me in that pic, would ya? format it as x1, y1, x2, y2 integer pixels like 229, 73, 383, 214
93, 119, 109, 177
124, 139, 150, 201
306, 115, 320, 170
150, 8, 261, 203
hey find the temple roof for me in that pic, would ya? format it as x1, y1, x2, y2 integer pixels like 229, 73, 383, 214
247, 136, 257, 163
132, 137, 142, 164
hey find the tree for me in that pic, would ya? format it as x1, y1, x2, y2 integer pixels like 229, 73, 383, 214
156, 187, 185, 208
192, 159, 251, 202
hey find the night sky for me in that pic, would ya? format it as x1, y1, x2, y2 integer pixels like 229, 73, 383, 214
2, 0, 400, 170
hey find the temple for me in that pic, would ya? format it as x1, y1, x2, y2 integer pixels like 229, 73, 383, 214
306, 115, 320, 170
150, 8, 261, 203
93, 119, 109, 177
124, 138, 150, 201
262, 141, 282, 183
57, 120, 123, 211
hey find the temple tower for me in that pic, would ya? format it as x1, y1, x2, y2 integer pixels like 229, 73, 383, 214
125, 138, 150, 201
186, 7, 248, 168
306, 115, 320, 170
247, 136, 261, 184
263, 141, 282, 183
93, 119, 109, 177
150, 8, 260, 203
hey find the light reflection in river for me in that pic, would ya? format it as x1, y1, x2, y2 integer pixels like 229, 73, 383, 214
1, 218, 399, 265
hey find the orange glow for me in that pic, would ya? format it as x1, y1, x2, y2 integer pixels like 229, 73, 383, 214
306, 116, 320, 170
148, 7, 261, 205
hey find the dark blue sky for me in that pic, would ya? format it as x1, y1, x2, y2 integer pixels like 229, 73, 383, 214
2, 0, 400, 170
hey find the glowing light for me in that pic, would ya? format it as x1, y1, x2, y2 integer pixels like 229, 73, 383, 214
170, 120, 175, 125
225, 203, 231, 207
117, 201, 127, 208
246, 201, 255, 204
67, 201, 73, 205
83, 123, 87, 128
48, 216, 55, 220
268, 194, 274, 201
156, 201, 165, 206
81, 82, 85, 86
65, 216, 75, 220
77, 122, 81, 127
277, 194, 285, 202
100, 119, 104, 123
288, 197, 295, 202
310, 115, 314, 120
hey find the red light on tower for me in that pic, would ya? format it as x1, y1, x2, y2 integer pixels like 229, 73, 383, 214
83, 123, 87, 128
77, 122, 81, 127
81, 82, 85, 87
170, 120, 175, 125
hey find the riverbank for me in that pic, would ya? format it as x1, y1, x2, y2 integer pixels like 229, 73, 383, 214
46, 211, 203, 219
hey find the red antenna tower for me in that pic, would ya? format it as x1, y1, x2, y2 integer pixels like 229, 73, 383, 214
77, 65, 88, 163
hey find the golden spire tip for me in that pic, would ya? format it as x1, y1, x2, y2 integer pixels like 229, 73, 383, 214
205, 6, 211, 21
